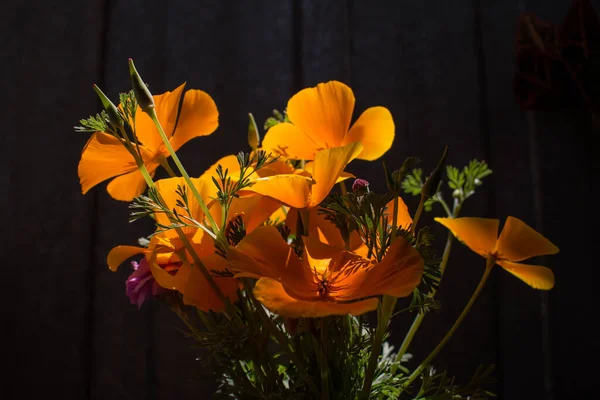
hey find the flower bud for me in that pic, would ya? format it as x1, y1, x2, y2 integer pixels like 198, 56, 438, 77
421, 146, 448, 198
352, 178, 370, 193
247, 113, 260, 150
128, 58, 155, 113
92, 84, 123, 129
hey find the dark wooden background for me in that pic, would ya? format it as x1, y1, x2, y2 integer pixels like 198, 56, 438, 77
2, 0, 597, 399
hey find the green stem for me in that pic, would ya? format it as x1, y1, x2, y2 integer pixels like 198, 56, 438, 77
411, 193, 426, 234
158, 155, 178, 177
400, 258, 494, 393
135, 159, 239, 323
148, 110, 219, 235
394, 232, 454, 363
361, 294, 395, 399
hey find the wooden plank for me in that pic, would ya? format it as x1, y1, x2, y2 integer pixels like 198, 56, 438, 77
89, 1, 169, 399
1, 0, 104, 398
349, 0, 496, 389
479, 1, 551, 398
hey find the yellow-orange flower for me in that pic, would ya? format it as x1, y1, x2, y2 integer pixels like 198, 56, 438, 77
78, 83, 218, 201
227, 226, 423, 318
106, 176, 239, 311
435, 216, 559, 289
262, 81, 394, 161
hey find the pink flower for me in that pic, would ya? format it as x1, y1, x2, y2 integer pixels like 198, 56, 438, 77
125, 258, 165, 308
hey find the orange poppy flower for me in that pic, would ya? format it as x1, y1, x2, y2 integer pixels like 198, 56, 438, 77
435, 216, 559, 289
262, 81, 394, 161
78, 83, 218, 201
241, 142, 364, 209
227, 226, 423, 318
106, 176, 239, 311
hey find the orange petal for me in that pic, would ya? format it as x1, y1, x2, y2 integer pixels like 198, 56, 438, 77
148, 255, 191, 292
106, 245, 146, 271
227, 225, 304, 280
384, 197, 412, 230
310, 142, 364, 207
343, 106, 395, 161
183, 253, 240, 312
253, 278, 379, 318
435, 217, 499, 257
496, 260, 555, 290
106, 167, 154, 201
230, 195, 283, 232
242, 174, 313, 209
495, 216, 559, 261
134, 83, 186, 149
287, 81, 355, 150
170, 89, 219, 151
303, 161, 355, 184
261, 122, 321, 160
78, 132, 138, 195
342, 237, 423, 299
154, 177, 208, 235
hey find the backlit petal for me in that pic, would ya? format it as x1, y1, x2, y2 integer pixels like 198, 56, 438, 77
310, 142, 364, 207
227, 225, 303, 279
242, 175, 314, 209
497, 260, 555, 290
135, 83, 186, 149
495, 216, 559, 261
254, 278, 378, 318
384, 197, 412, 230
107, 245, 146, 272
342, 237, 423, 299
287, 81, 355, 150
344, 106, 394, 161
183, 253, 240, 312
170, 89, 219, 151
262, 123, 321, 160
78, 132, 138, 194
106, 167, 154, 201
435, 217, 499, 257
148, 255, 191, 292
154, 177, 208, 235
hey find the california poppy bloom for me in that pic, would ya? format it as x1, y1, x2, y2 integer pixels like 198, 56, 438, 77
78, 83, 218, 201
227, 225, 423, 318
262, 81, 394, 161
435, 216, 559, 289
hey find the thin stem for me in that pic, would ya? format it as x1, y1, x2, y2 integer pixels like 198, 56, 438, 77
148, 110, 219, 234
158, 155, 178, 177
400, 258, 494, 393
395, 232, 454, 363
437, 196, 453, 217
411, 193, 426, 234
391, 195, 399, 241
361, 294, 395, 399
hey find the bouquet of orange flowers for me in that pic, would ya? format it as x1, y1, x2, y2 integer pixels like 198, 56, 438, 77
75, 59, 559, 399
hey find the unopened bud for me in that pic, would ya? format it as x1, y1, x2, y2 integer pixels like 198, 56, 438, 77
421, 146, 449, 198
247, 113, 260, 150
352, 178, 370, 193
93, 84, 123, 129
128, 58, 155, 113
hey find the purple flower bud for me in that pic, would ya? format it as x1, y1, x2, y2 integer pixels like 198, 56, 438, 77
125, 258, 164, 308
352, 178, 369, 192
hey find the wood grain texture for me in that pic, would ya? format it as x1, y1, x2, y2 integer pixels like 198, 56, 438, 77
2, 0, 595, 398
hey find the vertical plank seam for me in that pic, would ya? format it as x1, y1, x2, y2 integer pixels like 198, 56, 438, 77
471, 0, 502, 397
85, 1, 112, 398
